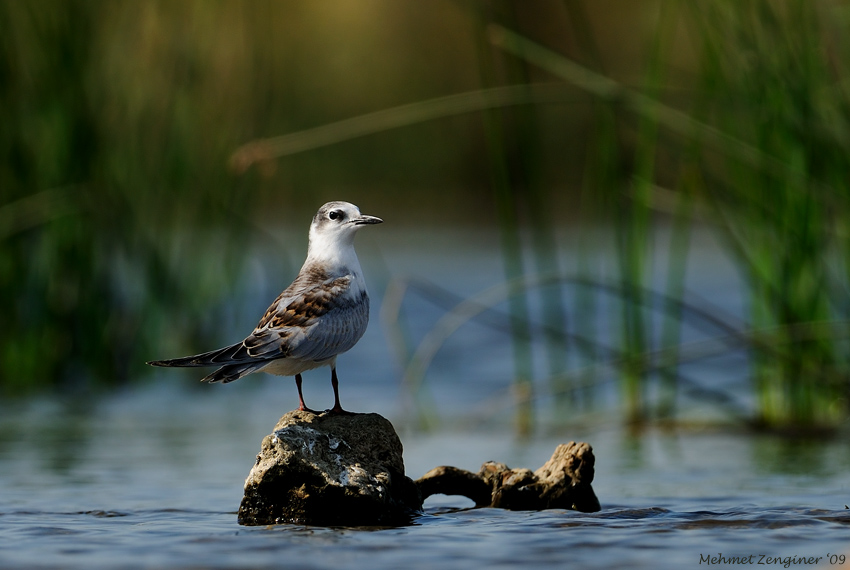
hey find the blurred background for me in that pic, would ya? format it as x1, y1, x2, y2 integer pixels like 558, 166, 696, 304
3, 0, 850, 434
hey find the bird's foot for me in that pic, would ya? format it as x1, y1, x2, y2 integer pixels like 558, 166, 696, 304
326, 404, 355, 415
296, 405, 320, 414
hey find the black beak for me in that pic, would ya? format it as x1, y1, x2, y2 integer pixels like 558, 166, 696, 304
352, 215, 383, 225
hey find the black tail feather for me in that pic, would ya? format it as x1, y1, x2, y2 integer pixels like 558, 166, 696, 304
201, 361, 267, 384
147, 342, 251, 368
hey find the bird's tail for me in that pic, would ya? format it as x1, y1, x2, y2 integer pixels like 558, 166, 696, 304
200, 361, 267, 384
147, 342, 267, 384
147, 342, 252, 368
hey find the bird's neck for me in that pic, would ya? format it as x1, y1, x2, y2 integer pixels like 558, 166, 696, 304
304, 234, 362, 277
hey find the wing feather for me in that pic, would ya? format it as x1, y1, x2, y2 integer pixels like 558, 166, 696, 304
148, 263, 370, 379
245, 272, 369, 362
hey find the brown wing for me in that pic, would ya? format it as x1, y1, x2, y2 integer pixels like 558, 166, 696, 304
243, 272, 369, 362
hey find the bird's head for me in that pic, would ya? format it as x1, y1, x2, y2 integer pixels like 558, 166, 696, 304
307, 201, 382, 263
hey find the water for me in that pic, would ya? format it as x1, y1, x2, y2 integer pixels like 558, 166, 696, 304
2, 383, 848, 569
2, 227, 850, 568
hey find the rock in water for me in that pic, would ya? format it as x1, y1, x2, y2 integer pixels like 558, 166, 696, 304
416, 441, 600, 513
238, 410, 422, 526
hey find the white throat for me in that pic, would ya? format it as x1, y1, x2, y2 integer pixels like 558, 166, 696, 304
304, 225, 363, 277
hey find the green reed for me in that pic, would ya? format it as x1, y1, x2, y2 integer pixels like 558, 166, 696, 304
681, 0, 850, 429
473, 3, 534, 435
0, 2, 276, 392
614, 1, 674, 423
490, 6, 682, 424
488, 1, 850, 430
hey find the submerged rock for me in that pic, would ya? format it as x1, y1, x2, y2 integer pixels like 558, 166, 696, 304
416, 441, 600, 513
238, 410, 422, 526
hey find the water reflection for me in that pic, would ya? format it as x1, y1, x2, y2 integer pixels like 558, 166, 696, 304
752, 436, 848, 478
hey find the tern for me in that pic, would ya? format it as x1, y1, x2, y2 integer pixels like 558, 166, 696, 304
148, 201, 382, 413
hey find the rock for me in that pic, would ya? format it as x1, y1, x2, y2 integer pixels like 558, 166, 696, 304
238, 410, 422, 526
238, 411, 600, 525
414, 465, 493, 507
416, 441, 601, 513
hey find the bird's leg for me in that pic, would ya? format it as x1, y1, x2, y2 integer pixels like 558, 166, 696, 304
295, 374, 317, 413
329, 367, 351, 414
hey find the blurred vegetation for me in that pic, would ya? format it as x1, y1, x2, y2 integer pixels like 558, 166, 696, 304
0, 0, 490, 393
685, 1, 850, 430
2, 1, 849, 432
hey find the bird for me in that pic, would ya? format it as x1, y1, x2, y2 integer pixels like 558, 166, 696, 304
147, 201, 383, 414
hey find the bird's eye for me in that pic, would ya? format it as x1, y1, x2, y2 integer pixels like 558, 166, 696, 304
328, 210, 343, 221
